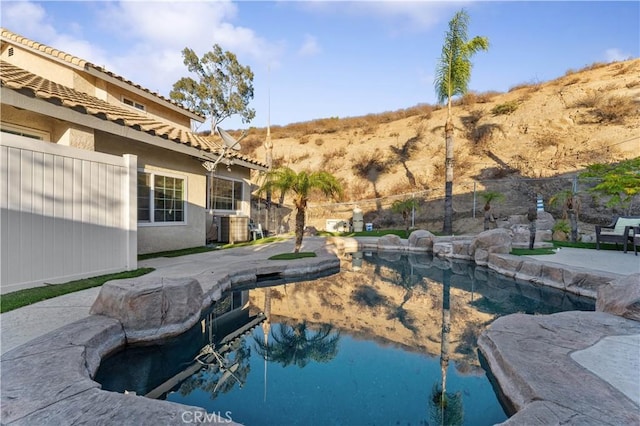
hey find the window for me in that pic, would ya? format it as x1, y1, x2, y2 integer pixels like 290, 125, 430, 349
1, 123, 50, 141
208, 176, 243, 211
122, 97, 146, 111
138, 171, 185, 224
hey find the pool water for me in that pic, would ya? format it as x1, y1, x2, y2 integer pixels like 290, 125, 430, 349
96, 251, 594, 425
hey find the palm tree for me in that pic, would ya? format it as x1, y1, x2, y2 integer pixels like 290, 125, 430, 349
429, 268, 464, 425
391, 198, 420, 237
254, 322, 340, 368
549, 189, 581, 243
435, 9, 489, 235
479, 191, 504, 230
260, 167, 343, 253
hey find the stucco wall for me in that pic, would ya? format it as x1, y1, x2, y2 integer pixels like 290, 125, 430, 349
96, 131, 225, 254
1, 44, 75, 88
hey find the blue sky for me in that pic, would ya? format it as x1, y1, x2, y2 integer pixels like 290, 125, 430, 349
2, 1, 638, 131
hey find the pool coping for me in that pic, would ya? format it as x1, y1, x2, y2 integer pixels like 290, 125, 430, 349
1, 235, 636, 424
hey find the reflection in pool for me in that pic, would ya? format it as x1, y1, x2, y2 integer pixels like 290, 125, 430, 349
96, 251, 594, 425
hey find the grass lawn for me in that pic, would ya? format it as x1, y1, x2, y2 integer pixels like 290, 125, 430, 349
511, 248, 557, 256
269, 252, 317, 260
138, 236, 288, 260
511, 240, 630, 256
1, 268, 154, 314
318, 229, 413, 238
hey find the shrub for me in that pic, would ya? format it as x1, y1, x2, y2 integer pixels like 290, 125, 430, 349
476, 91, 500, 103
591, 95, 635, 123
563, 76, 580, 86
614, 63, 635, 76
352, 150, 389, 179
315, 137, 325, 146
571, 92, 602, 108
552, 220, 570, 234
533, 132, 560, 149
491, 101, 519, 115
509, 81, 541, 93
625, 80, 640, 89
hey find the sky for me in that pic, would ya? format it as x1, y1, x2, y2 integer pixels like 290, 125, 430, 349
1, 1, 638, 131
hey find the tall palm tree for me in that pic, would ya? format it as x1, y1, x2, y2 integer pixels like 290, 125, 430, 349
435, 9, 489, 234
260, 167, 343, 253
429, 268, 464, 425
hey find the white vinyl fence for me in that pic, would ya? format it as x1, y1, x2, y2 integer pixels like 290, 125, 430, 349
0, 135, 137, 294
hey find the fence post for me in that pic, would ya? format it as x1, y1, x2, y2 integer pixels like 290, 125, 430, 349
472, 181, 477, 219
411, 193, 415, 228
123, 154, 138, 270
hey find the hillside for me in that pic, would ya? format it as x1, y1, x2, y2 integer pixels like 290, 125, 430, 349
236, 59, 640, 233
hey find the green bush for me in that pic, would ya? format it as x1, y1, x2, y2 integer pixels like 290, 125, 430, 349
552, 220, 570, 234
491, 101, 519, 115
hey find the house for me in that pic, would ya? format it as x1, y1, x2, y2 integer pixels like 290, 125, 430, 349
0, 28, 267, 292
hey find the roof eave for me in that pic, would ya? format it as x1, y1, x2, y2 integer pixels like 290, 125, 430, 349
83, 67, 205, 123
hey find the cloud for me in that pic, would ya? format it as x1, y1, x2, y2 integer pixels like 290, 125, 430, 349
298, 34, 321, 57
604, 48, 631, 62
1, 1, 111, 68
1, 1, 56, 40
98, 1, 281, 65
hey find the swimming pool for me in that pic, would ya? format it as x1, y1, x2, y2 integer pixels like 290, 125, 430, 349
96, 251, 594, 425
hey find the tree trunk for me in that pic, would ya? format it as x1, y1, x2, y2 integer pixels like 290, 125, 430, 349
568, 209, 578, 243
483, 209, 493, 231
440, 268, 452, 400
529, 221, 537, 250
294, 204, 306, 253
443, 117, 454, 235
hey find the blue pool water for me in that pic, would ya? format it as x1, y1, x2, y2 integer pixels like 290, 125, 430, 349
96, 251, 594, 425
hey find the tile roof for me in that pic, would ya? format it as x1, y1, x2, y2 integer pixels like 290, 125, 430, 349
1, 61, 267, 169
0, 27, 205, 120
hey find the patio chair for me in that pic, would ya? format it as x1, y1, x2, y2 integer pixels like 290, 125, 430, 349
595, 216, 640, 253
249, 221, 264, 240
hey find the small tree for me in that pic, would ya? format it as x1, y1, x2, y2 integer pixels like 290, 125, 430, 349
170, 44, 255, 132
580, 157, 640, 215
260, 167, 343, 253
391, 198, 420, 237
479, 191, 504, 230
549, 189, 581, 243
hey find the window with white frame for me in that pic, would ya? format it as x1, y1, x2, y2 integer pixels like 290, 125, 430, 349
122, 96, 146, 111
1, 123, 50, 141
138, 171, 186, 224
208, 176, 243, 211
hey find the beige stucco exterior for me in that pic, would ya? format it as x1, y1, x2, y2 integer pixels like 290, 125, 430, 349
1, 28, 265, 255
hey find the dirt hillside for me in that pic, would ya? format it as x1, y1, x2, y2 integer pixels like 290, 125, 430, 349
237, 59, 640, 233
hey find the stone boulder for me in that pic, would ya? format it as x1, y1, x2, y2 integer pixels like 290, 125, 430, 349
304, 226, 318, 236
511, 225, 552, 245
469, 228, 512, 266
499, 212, 555, 231
408, 230, 435, 250
535, 211, 556, 231
596, 273, 640, 321
552, 230, 568, 241
478, 311, 640, 425
377, 234, 405, 250
90, 276, 203, 343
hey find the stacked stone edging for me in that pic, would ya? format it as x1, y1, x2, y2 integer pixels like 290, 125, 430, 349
478, 311, 640, 425
0, 248, 340, 425
342, 230, 622, 300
